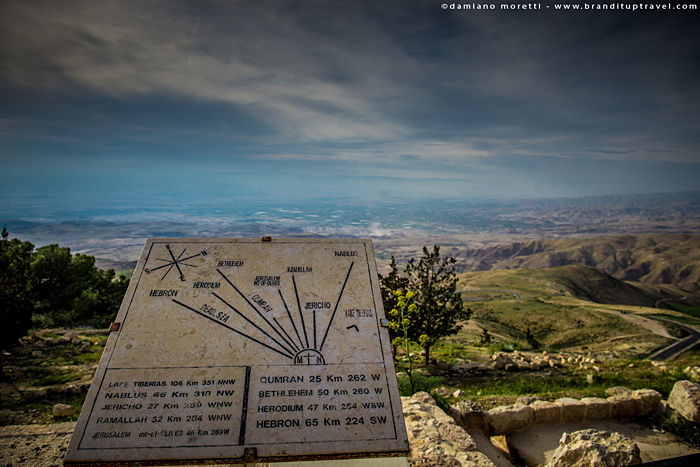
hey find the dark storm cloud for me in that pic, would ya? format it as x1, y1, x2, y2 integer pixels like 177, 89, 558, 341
0, 0, 698, 200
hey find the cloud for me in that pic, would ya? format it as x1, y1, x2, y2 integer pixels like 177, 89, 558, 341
0, 0, 417, 142
0, 0, 698, 200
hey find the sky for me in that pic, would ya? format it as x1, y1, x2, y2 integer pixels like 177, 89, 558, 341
1, 0, 699, 218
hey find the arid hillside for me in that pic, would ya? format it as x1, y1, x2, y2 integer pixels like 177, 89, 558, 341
455, 234, 700, 293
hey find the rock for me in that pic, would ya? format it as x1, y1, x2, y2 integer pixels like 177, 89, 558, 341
64, 384, 82, 395
493, 357, 505, 370
81, 341, 92, 352
65, 331, 79, 340
71, 338, 81, 345
453, 389, 465, 398
39, 329, 50, 337
52, 404, 76, 418
607, 396, 640, 419
449, 400, 485, 431
486, 404, 534, 436
531, 400, 561, 425
515, 361, 531, 371
632, 389, 662, 417
516, 396, 541, 405
426, 364, 439, 375
668, 380, 700, 422
33, 390, 48, 400
683, 366, 700, 382
606, 386, 633, 397
402, 392, 495, 467
434, 387, 451, 397
556, 398, 586, 423
44, 337, 58, 346
58, 336, 71, 345
545, 429, 642, 467
31, 350, 42, 358
581, 397, 611, 421
437, 360, 451, 371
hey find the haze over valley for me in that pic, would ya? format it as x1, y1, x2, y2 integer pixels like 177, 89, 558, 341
3, 191, 700, 286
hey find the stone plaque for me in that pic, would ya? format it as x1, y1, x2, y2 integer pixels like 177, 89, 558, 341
65, 238, 409, 465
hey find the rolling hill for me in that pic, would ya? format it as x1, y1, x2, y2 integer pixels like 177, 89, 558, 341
456, 234, 700, 293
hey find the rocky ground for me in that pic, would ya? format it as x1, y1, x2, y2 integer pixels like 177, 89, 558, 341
2, 331, 700, 466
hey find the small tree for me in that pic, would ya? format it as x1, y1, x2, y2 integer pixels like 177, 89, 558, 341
0, 229, 35, 377
388, 290, 428, 395
31, 244, 129, 327
480, 328, 492, 345
524, 327, 541, 350
405, 245, 469, 366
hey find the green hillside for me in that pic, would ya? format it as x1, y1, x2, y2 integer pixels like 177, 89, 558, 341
456, 265, 700, 357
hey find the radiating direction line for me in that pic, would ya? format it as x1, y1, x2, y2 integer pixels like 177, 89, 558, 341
274, 317, 300, 352
293, 276, 310, 348
212, 293, 295, 357
313, 310, 317, 350
217, 269, 298, 355
320, 262, 354, 352
279, 290, 305, 350
172, 299, 293, 360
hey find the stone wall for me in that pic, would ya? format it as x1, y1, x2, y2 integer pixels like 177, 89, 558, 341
450, 381, 700, 437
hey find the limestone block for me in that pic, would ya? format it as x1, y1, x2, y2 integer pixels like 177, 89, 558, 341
545, 429, 642, 467
580, 397, 611, 421
556, 398, 586, 423
607, 395, 640, 419
531, 400, 561, 425
65, 331, 79, 340
58, 336, 71, 344
515, 361, 531, 370
605, 386, 632, 397
668, 380, 700, 422
402, 393, 495, 467
44, 337, 58, 346
449, 399, 485, 431
52, 404, 76, 417
485, 404, 534, 436
632, 389, 662, 416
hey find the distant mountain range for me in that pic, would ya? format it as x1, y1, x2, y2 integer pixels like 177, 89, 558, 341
456, 234, 700, 293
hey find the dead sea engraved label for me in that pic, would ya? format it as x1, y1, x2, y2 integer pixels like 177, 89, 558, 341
172, 262, 354, 365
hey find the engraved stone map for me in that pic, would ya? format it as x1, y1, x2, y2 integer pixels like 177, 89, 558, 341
65, 238, 409, 465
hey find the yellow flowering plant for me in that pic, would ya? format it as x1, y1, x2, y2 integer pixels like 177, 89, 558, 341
389, 290, 427, 394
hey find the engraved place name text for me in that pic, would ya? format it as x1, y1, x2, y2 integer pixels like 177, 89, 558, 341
217, 260, 244, 267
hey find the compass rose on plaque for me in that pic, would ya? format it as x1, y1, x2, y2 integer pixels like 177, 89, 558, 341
145, 244, 207, 281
